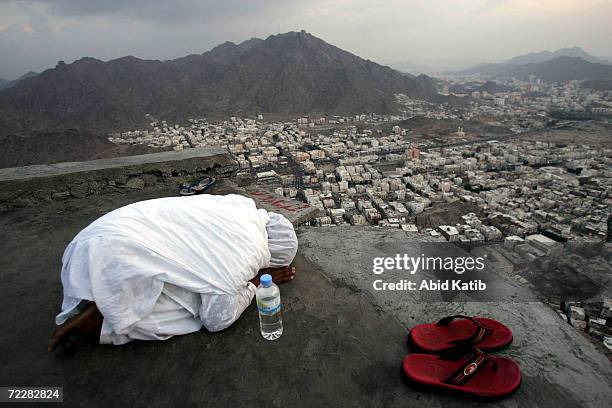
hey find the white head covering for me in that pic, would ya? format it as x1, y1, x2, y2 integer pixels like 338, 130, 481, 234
266, 212, 298, 267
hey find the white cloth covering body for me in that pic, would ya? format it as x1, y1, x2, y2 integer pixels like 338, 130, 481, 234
56, 194, 272, 344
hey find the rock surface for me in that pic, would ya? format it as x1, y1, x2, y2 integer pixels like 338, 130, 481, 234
297, 226, 612, 407
0, 168, 609, 407
0, 146, 237, 210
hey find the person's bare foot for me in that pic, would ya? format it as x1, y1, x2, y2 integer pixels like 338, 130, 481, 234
251, 266, 296, 286
268, 266, 296, 284
48, 301, 103, 352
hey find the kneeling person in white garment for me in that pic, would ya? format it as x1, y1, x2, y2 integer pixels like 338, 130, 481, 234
48, 194, 298, 352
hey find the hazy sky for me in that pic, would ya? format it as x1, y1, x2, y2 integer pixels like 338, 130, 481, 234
1, 0, 611, 79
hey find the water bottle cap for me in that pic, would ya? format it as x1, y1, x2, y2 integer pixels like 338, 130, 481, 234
260, 274, 272, 287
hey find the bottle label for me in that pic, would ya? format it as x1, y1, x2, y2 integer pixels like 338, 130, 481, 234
257, 297, 281, 315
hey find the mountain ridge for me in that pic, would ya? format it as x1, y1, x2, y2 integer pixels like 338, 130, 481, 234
452, 47, 612, 78
0, 31, 438, 137
503, 46, 610, 66
0, 71, 38, 90
454, 56, 612, 82
0, 129, 160, 168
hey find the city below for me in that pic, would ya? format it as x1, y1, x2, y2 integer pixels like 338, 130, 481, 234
108, 75, 611, 243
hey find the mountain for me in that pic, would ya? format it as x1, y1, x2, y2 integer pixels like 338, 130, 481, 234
454, 47, 612, 79
0, 129, 159, 168
458, 57, 612, 83
0, 71, 38, 91
0, 31, 438, 137
504, 47, 610, 66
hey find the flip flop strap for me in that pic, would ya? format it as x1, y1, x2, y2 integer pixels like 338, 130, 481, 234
443, 348, 498, 386
435, 315, 493, 347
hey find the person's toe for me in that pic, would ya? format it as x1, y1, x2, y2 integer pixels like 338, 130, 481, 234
278, 274, 292, 283
48, 335, 60, 352
48, 324, 70, 352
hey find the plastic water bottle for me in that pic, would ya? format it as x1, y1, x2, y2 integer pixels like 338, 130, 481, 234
256, 274, 283, 340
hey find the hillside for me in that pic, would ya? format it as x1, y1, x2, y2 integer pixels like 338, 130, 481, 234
0, 129, 160, 168
0, 31, 438, 137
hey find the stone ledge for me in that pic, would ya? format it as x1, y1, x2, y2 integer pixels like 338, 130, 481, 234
0, 147, 238, 211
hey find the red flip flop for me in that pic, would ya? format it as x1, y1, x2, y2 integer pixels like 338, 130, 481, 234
408, 315, 513, 353
401, 348, 521, 401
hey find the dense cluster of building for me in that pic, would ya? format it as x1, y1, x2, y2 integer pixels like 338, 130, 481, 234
108, 114, 406, 151
424, 75, 612, 133
413, 139, 611, 241
109, 113, 611, 243
106, 73, 612, 245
